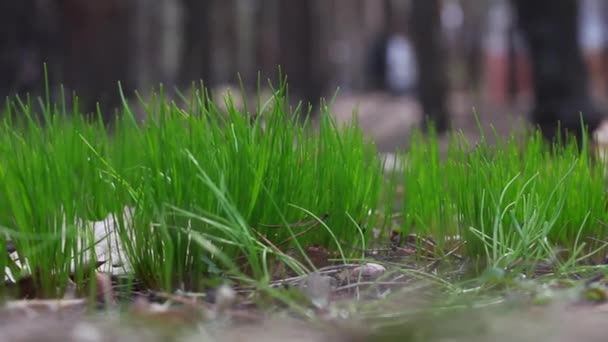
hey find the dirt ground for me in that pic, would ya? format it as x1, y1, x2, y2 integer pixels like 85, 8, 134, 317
5, 90, 608, 341
3, 293, 608, 342
329, 90, 531, 153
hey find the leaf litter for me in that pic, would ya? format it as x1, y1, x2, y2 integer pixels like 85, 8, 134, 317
2, 207, 608, 341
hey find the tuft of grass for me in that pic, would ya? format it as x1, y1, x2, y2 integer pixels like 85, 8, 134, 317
0, 93, 111, 297
2, 73, 608, 302
0, 80, 384, 295
400, 126, 608, 273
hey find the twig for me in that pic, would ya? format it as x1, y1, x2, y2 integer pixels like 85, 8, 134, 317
424, 240, 466, 271
276, 223, 321, 247
250, 227, 284, 255
335, 280, 410, 292
149, 291, 201, 307
258, 213, 329, 228
252, 212, 329, 248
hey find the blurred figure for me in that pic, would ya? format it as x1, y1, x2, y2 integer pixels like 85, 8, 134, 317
384, 24, 418, 96
409, 0, 449, 133
579, 0, 608, 104
367, 30, 389, 92
440, 0, 466, 90
367, 0, 448, 132
482, 0, 511, 106
366, 15, 418, 96
513, 0, 605, 141
482, 0, 532, 107
441, 0, 464, 46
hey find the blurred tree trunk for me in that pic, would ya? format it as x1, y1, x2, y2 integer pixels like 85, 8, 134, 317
179, 0, 212, 87
278, 0, 321, 111
506, 21, 518, 101
210, 0, 237, 86
134, 0, 183, 93
0, 1, 32, 97
461, 0, 487, 91
59, 0, 135, 121
235, 0, 257, 88
0, 1, 60, 100
362, 0, 389, 91
255, 0, 280, 84
329, 0, 366, 92
409, 0, 449, 133
513, 0, 604, 141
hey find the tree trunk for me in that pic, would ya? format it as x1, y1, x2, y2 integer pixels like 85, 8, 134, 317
209, 0, 237, 86
0, 0, 60, 100
179, 0, 212, 87
409, 0, 449, 133
255, 0, 280, 85
59, 0, 135, 121
278, 0, 320, 111
513, 0, 604, 141
363, 0, 389, 91
461, 0, 487, 91
235, 0, 257, 89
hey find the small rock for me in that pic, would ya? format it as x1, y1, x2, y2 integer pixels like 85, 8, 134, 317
301, 272, 334, 309
215, 285, 236, 314
71, 321, 103, 342
350, 263, 386, 280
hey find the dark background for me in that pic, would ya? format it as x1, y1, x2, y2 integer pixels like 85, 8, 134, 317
2, 0, 608, 149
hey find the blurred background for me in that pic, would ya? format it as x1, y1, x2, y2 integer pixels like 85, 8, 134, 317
2, 0, 608, 151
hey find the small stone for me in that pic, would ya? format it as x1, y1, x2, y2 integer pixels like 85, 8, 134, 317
301, 272, 334, 309
71, 322, 103, 342
215, 284, 236, 314
350, 263, 386, 279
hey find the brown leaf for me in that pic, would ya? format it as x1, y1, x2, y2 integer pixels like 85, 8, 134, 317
0, 298, 87, 319
349, 263, 386, 280
128, 297, 205, 326
304, 245, 333, 269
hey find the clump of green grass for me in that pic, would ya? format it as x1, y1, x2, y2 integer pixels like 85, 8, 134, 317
109, 84, 385, 289
2, 72, 608, 302
401, 126, 608, 273
0, 80, 384, 295
0, 91, 113, 297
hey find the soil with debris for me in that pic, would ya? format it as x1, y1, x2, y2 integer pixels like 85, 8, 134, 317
4, 108, 608, 340
2, 281, 608, 342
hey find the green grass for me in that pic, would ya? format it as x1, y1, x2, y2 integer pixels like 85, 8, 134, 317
0, 80, 384, 295
400, 127, 608, 274
0, 77, 607, 301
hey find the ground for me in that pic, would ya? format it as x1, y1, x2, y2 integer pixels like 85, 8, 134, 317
4, 89, 608, 341
330, 90, 531, 153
